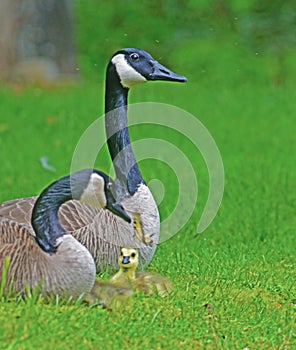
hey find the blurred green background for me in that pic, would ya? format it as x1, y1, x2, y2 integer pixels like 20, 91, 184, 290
74, 0, 296, 84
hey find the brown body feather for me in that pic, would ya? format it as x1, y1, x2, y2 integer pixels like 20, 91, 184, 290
0, 184, 159, 272
0, 217, 95, 298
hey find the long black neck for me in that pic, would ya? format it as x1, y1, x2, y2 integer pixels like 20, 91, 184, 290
105, 63, 144, 199
32, 176, 73, 254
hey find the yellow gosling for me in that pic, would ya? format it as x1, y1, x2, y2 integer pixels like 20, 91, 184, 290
110, 247, 173, 297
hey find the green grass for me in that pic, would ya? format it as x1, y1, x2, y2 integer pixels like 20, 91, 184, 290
0, 14, 296, 350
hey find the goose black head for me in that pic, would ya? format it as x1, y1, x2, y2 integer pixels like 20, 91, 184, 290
110, 48, 187, 88
72, 169, 131, 223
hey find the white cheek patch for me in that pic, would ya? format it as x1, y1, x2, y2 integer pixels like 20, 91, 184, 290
111, 54, 147, 88
80, 173, 106, 208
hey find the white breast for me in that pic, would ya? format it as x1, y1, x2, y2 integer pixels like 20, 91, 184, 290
122, 183, 160, 245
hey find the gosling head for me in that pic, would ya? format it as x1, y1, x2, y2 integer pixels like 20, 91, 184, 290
109, 48, 187, 89
118, 247, 139, 271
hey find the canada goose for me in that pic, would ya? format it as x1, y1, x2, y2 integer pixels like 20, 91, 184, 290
0, 169, 131, 299
0, 48, 186, 271
110, 247, 173, 297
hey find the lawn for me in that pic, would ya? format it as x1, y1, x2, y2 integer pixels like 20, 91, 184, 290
0, 2, 295, 349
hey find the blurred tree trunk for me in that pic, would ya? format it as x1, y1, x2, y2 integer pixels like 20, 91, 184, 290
0, 0, 77, 83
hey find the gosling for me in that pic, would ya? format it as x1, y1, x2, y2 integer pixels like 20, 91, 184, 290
110, 247, 173, 297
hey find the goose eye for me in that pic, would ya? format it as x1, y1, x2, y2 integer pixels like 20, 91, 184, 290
130, 53, 139, 61
131, 252, 136, 258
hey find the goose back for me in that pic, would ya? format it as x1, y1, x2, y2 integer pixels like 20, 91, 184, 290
0, 217, 95, 298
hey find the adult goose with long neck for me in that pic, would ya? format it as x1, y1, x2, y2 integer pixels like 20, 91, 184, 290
0, 169, 130, 299
0, 48, 186, 271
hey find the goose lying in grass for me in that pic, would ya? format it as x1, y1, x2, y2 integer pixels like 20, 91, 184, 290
0, 169, 130, 300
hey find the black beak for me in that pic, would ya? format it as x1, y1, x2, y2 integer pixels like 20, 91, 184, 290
122, 256, 130, 264
108, 202, 131, 223
149, 60, 187, 82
